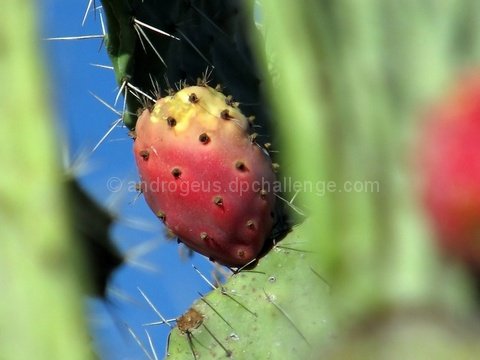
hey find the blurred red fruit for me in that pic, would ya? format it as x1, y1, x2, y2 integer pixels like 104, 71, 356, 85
421, 72, 480, 268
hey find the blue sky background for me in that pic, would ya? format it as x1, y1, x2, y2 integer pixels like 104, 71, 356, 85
41, 2, 215, 359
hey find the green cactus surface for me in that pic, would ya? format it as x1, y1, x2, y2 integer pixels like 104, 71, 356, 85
166, 223, 332, 359
258, 0, 480, 357
0, 1, 93, 359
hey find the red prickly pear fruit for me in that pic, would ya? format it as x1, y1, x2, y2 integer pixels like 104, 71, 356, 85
419, 72, 480, 269
133, 85, 276, 266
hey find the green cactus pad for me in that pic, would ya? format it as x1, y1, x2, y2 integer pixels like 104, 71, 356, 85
166, 224, 333, 359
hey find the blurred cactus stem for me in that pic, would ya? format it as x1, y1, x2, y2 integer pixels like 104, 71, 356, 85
0, 1, 93, 359
256, 0, 480, 356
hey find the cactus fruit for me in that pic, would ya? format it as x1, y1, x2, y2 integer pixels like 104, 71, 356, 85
133, 85, 276, 266
420, 72, 480, 269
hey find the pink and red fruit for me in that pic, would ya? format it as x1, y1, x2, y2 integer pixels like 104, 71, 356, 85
133, 85, 276, 266
420, 73, 480, 268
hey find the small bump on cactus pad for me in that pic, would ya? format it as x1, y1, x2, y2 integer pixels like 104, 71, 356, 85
133, 85, 276, 266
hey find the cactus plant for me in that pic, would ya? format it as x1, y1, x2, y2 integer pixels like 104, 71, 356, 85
101, 0, 271, 134
94, 0, 480, 358
99, 0, 315, 357
22, 0, 480, 358
258, 0, 480, 358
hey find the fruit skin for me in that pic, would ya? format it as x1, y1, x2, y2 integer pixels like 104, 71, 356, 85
133, 85, 276, 266
420, 73, 480, 268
